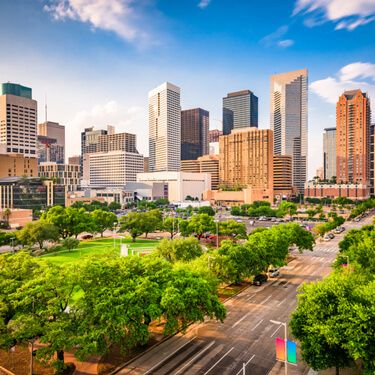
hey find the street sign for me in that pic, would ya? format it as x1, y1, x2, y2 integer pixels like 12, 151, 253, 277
275, 338, 297, 364
287, 340, 297, 364
276, 337, 285, 360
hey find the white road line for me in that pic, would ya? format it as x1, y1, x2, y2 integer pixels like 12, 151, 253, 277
260, 295, 273, 305
231, 312, 251, 328
277, 298, 286, 307
283, 280, 290, 287
203, 347, 234, 375
246, 294, 255, 302
270, 324, 283, 338
175, 340, 216, 375
250, 319, 263, 331
143, 336, 197, 375
235, 354, 256, 375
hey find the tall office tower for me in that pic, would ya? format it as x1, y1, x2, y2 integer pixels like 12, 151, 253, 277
270, 69, 308, 193
181, 108, 209, 160
323, 127, 336, 180
222, 90, 258, 135
208, 129, 223, 143
81, 126, 108, 156
38, 121, 65, 149
37, 135, 65, 164
336, 90, 371, 185
370, 124, 374, 196
97, 132, 138, 153
0, 83, 37, 157
219, 128, 273, 194
273, 155, 293, 197
149, 82, 181, 172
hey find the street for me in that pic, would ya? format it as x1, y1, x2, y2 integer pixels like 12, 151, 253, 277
115, 214, 374, 375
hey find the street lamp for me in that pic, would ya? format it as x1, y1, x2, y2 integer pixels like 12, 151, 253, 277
10, 237, 15, 253
270, 320, 288, 375
214, 219, 219, 248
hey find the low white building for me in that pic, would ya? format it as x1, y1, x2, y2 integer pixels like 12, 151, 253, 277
136, 171, 211, 202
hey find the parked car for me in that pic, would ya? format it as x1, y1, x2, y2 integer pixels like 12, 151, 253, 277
268, 268, 280, 278
252, 274, 268, 286
258, 216, 267, 221
334, 226, 345, 234
81, 234, 93, 240
323, 234, 332, 241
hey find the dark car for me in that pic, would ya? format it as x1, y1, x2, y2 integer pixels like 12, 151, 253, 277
81, 234, 93, 240
252, 274, 268, 286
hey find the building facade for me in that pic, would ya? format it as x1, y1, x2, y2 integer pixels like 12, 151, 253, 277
68, 155, 81, 165
97, 132, 137, 153
323, 127, 336, 181
371, 124, 374, 196
149, 82, 181, 172
208, 129, 223, 143
336, 90, 371, 185
181, 108, 209, 160
222, 90, 258, 135
181, 154, 220, 190
270, 69, 308, 193
304, 182, 370, 200
38, 162, 80, 191
0, 154, 38, 178
0, 83, 37, 158
273, 155, 293, 198
37, 121, 65, 162
81, 126, 108, 162
219, 128, 273, 201
37, 135, 65, 164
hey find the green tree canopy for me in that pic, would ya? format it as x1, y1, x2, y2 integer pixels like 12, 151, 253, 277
17, 221, 59, 250
155, 237, 203, 263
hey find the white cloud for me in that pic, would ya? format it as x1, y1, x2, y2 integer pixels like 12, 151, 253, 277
198, 0, 211, 9
310, 62, 375, 110
44, 0, 149, 42
260, 26, 295, 48
293, 0, 375, 30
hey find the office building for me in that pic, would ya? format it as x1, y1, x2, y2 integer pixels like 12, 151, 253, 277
209, 142, 219, 155
323, 127, 336, 181
0, 154, 38, 178
273, 155, 293, 198
220, 127, 273, 194
97, 132, 137, 153
181, 108, 209, 160
38, 121, 65, 152
222, 90, 258, 135
39, 162, 80, 191
37, 135, 65, 164
149, 82, 181, 172
316, 167, 324, 180
68, 155, 81, 165
270, 69, 308, 192
336, 90, 371, 185
370, 124, 374, 196
81, 126, 108, 156
181, 154, 220, 190
144, 157, 149, 173
208, 129, 223, 143
0, 83, 37, 157
304, 182, 370, 200
83, 150, 144, 188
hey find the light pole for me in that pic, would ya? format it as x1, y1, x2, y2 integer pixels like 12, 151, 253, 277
270, 320, 288, 375
10, 237, 15, 253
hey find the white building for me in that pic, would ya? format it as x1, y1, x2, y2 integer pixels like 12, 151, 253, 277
149, 82, 181, 172
270, 69, 308, 193
136, 171, 211, 202
83, 150, 144, 188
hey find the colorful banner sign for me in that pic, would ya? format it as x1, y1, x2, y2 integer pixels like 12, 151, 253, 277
275, 338, 297, 364
287, 340, 297, 364
276, 337, 285, 360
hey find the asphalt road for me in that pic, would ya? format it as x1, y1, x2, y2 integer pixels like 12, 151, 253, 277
115, 214, 374, 375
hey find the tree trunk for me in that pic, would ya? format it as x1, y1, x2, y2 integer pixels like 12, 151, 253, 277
145, 232, 148, 238
132, 236, 136, 242
336, 366, 340, 375
57, 350, 64, 363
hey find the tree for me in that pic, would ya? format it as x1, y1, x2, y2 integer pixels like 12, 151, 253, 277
120, 212, 147, 242
91, 209, 117, 237
218, 220, 247, 240
186, 214, 215, 238
108, 201, 121, 211
163, 217, 180, 239
198, 206, 215, 216
61, 237, 80, 252
155, 237, 203, 263
143, 209, 162, 238
2, 208, 11, 226
277, 201, 297, 217
17, 221, 59, 250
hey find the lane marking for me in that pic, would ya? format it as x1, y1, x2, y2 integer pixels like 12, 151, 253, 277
143, 336, 197, 375
175, 340, 216, 375
260, 295, 273, 304
246, 294, 255, 302
250, 319, 263, 332
270, 324, 282, 338
277, 298, 286, 307
235, 354, 256, 375
231, 312, 251, 328
203, 347, 234, 375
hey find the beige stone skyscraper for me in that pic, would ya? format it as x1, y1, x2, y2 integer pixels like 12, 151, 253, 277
270, 69, 308, 193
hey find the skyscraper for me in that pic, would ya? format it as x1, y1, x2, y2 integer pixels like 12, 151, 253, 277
222, 90, 258, 135
370, 124, 374, 196
336, 90, 371, 185
270, 69, 308, 193
181, 108, 209, 160
38, 121, 65, 149
0, 83, 37, 157
149, 82, 181, 172
323, 127, 336, 181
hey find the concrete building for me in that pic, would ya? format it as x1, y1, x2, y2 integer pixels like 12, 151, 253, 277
270, 69, 308, 193
181, 154, 220, 190
149, 82, 181, 172
37, 135, 64, 164
323, 127, 336, 181
219, 128, 274, 202
273, 155, 293, 198
136, 171, 211, 202
68, 155, 81, 165
0, 83, 37, 158
0, 208, 33, 228
0, 154, 38, 178
336, 90, 371, 185
97, 132, 137, 153
38, 162, 80, 191
371, 124, 374, 196
83, 150, 144, 188
316, 167, 324, 180
304, 181, 370, 200
208, 129, 223, 143
37, 121, 65, 163
209, 142, 219, 155
181, 108, 209, 160
144, 157, 150, 173
223, 90, 258, 135
81, 126, 108, 164
66, 188, 130, 207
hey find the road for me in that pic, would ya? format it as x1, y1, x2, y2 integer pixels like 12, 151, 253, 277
115, 214, 374, 375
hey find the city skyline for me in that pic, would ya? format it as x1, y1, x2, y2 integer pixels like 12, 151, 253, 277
1, 1, 374, 179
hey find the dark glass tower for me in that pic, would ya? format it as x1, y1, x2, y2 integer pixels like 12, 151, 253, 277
222, 90, 258, 135
181, 108, 209, 160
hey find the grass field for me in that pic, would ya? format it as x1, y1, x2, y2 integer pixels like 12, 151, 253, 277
42, 237, 160, 265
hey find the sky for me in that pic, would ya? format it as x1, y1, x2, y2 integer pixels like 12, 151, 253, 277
0, 0, 375, 178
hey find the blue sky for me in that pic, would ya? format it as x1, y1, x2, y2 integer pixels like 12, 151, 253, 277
1, 0, 375, 178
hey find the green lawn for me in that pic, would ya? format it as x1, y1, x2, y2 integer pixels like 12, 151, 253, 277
42, 237, 160, 266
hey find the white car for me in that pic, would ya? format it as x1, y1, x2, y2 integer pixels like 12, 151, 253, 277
268, 268, 280, 278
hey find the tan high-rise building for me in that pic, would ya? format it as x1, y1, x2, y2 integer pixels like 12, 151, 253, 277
38, 121, 65, 148
39, 162, 80, 191
68, 155, 81, 165
181, 154, 219, 190
273, 155, 292, 196
219, 128, 273, 194
0, 154, 38, 178
0, 83, 37, 158
336, 90, 371, 184
97, 132, 137, 153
